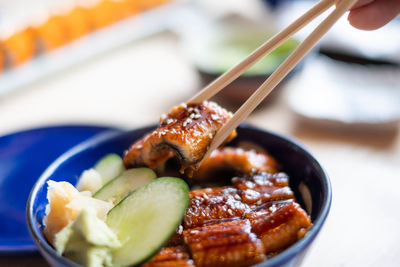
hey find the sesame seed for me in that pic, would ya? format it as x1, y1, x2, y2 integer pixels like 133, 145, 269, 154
231, 177, 239, 183
227, 209, 233, 216
183, 118, 193, 127
203, 193, 209, 200
269, 205, 277, 213
177, 225, 183, 235
211, 114, 219, 121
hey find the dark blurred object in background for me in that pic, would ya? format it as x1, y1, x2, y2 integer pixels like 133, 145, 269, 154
262, 0, 291, 9
179, 0, 305, 107
193, 19, 300, 107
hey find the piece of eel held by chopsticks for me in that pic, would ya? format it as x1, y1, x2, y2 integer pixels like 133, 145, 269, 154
123, 101, 236, 176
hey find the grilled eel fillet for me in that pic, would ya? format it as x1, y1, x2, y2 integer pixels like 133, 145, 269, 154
183, 220, 266, 267
246, 201, 311, 254
232, 172, 294, 206
184, 187, 249, 229
123, 101, 236, 175
192, 147, 280, 181
144, 172, 311, 267
184, 172, 294, 229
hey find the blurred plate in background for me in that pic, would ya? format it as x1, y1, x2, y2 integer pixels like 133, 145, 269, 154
287, 56, 400, 132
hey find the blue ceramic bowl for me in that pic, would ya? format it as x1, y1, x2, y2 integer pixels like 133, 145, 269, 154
27, 124, 331, 267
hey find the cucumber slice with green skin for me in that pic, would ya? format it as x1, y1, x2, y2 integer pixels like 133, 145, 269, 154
94, 154, 125, 184
106, 177, 189, 267
93, 168, 156, 205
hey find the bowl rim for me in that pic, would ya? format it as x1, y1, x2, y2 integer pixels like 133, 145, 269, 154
27, 124, 332, 267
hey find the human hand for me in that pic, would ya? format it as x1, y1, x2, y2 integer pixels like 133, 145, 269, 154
347, 0, 400, 30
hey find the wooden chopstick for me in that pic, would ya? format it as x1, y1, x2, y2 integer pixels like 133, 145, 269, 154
199, 0, 358, 162
189, 0, 335, 104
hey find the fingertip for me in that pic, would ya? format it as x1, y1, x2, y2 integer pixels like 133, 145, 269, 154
347, 9, 380, 30
347, 0, 400, 31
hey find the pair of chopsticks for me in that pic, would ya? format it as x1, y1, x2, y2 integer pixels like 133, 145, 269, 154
188, 0, 358, 161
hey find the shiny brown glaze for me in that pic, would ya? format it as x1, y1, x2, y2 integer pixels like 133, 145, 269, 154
123, 101, 236, 175
192, 147, 280, 181
188, 187, 238, 199
184, 188, 250, 229
183, 220, 266, 267
142, 246, 195, 267
245, 201, 311, 253
232, 172, 294, 205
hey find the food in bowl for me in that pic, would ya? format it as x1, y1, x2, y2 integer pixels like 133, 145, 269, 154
40, 101, 313, 267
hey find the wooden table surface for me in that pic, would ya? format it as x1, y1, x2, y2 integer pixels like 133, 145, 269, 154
1, 33, 399, 267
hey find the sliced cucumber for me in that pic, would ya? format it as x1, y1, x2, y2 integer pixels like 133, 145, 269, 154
106, 177, 189, 267
93, 168, 156, 205
94, 154, 125, 184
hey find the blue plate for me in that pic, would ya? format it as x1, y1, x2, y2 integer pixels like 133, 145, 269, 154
0, 125, 121, 255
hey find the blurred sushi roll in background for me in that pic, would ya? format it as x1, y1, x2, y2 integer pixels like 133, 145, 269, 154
0, 0, 171, 74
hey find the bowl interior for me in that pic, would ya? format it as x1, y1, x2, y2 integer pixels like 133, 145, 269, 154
27, 124, 331, 266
